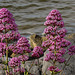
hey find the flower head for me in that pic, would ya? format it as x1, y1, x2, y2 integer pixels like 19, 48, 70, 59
18, 55, 29, 61
48, 66, 61, 72
32, 46, 43, 58
9, 57, 20, 68
0, 8, 21, 43
16, 37, 31, 53
12, 37, 31, 54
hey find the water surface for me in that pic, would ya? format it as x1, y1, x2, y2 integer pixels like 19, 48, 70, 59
0, 0, 75, 38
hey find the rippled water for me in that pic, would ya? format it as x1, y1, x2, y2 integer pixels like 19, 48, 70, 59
0, 0, 75, 38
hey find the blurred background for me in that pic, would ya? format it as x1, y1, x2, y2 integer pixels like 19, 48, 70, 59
0, 0, 75, 38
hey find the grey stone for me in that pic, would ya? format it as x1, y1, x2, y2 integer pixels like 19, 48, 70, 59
25, 61, 40, 75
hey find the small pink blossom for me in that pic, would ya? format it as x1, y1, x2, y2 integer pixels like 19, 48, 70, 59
68, 46, 75, 55
0, 43, 7, 57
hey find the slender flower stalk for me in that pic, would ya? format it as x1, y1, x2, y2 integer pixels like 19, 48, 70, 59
5, 38, 9, 74
22, 61, 25, 75
44, 73, 46, 75
6, 49, 9, 74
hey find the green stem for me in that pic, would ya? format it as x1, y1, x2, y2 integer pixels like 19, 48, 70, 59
26, 72, 28, 75
6, 49, 9, 74
51, 71, 54, 75
2, 56, 4, 69
44, 73, 46, 75
23, 61, 25, 75
2, 55, 6, 75
4, 27, 9, 74
53, 38, 56, 75
24, 70, 25, 75
13, 68, 15, 75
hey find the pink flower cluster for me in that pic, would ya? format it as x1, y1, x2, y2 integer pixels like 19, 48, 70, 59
8, 57, 20, 68
0, 8, 21, 42
18, 55, 29, 62
11, 37, 31, 54
32, 46, 43, 58
42, 9, 73, 73
56, 28, 67, 38
0, 8, 17, 30
48, 66, 61, 72
44, 51, 65, 63
44, 10, 64, 28
0, 31, 21, 42
6, 71, 13, 75
9, 57, 26, 74
68, 46, 75, 55
0, 43, 6, 57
